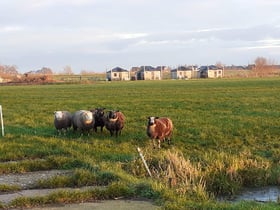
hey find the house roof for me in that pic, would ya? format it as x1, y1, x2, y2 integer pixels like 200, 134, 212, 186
108, 67, 128, 73
171, 66, 194, 72
199, 65, 223, 71
139, 66, 159, 71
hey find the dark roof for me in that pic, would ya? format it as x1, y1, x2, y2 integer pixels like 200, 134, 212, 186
139, 66, 158, 71
108, 67, 128, 73
199, 65, 223, 71
171, 66, 194, 72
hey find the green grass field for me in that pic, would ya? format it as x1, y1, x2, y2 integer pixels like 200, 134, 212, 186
1, 78, 280, 209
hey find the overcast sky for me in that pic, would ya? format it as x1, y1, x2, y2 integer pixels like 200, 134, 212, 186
1, 0, 280, 73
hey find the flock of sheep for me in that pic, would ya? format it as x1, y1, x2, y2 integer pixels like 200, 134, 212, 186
54, 108, 173, 148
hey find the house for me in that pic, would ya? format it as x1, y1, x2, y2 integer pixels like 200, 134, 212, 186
106, 67, 130, 81
136, 66, 162, 80
199, 65, 224, 78
130, 67, 140, 80
171, 66, 199, 79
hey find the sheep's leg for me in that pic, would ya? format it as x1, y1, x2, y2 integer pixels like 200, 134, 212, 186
56, 129, 61, 136
63, 128, 67, 136
158, 139, 161, 149
116, 130, 121, 137
168, 137, 171, 145
152, 139, 156, 149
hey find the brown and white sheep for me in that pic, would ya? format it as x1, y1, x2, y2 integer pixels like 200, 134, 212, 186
105, 110, 125, 137
147, 116, 173, 149
72, 110, 94, 135
90, 108, 106, 133
54, 111, 72, 135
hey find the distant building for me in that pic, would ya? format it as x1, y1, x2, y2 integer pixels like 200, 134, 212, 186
199, 65, 224, 78
106, 67, 130, 81
136, 66, 162, 80
130, 67, 140, 80
171, 66, 199, 79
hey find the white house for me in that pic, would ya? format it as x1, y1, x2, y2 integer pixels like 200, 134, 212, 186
106, 67, 130, 81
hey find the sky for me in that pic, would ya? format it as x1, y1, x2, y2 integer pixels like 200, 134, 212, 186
0, 0, 280, 73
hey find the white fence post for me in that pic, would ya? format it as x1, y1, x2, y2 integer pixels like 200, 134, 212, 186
137, 147, 152, 177
0, 105, 4, 137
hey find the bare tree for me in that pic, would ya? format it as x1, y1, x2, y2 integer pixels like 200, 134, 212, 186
62, 65, 74, 75
215, 61, 224, 68
0, 65, 18, 75
254, 57, 268, 77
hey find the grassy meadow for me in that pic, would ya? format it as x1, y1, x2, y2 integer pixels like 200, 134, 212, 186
1, 78, 280, 209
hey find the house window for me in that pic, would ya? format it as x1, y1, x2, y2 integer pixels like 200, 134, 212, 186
114, 73, 117, 77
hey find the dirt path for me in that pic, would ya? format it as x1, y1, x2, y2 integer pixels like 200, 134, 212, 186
0, 170, 72, 189
0, 170, 160, 209
31, 200, 160, 210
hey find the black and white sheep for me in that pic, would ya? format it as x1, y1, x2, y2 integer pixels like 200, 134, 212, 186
146, 116, 173, 149
54, 111, 72, 135
90, 108, 106, 133
105, 110, 125, 137
72, 110, 94, 135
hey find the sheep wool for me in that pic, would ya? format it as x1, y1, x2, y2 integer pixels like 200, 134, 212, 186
90, 108, 106, 133
105, 110, 125, 137
147, 117, 173, 149
72, 110, 94, 134
54, 111, 72, 134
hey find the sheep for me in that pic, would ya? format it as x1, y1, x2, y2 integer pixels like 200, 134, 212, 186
72, 110, 95, 135
90, 108, 106, 133
147, 116, 173, 149
54, 111, 72, 135
105, 110, 125, 137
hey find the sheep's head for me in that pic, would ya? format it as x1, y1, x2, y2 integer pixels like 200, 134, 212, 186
108, 110, 119, 121
82, 111, 93, 124
54, 111, 64, 120
147, 116, 159, 126
94, 108, 105, 118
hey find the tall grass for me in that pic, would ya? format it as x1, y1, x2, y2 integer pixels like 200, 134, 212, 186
1, 78, 280, 209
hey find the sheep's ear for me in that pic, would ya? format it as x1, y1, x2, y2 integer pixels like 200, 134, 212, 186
155, 117, 159, 119
147, 116, 150, 119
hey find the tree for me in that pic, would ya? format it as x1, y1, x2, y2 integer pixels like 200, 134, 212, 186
254, 57, 271, 77
255, 57, 266, 77
62, 65, 74, 75
0, 65, 18, 75
255, 57, 267, 68
215, 61, 224, 68
40, 67, 53, 75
